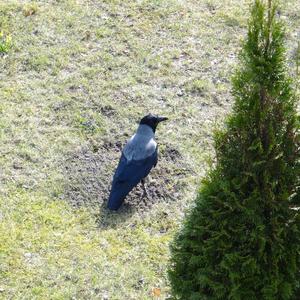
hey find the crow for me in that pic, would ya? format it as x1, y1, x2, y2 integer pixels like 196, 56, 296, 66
107, 113, 168, 210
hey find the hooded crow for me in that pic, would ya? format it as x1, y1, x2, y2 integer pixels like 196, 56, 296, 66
107, 113, 168, 210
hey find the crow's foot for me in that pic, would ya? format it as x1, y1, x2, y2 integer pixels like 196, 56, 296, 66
141, 178, 150, 200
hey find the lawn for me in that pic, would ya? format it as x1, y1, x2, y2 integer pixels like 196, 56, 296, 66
0, 0, 299, 299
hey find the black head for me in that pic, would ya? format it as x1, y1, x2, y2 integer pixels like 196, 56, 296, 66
139, 113, 168, 132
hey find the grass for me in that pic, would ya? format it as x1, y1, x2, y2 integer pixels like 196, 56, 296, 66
0, 190, 176, 299
0, 0, 299, 299
0, 32, 11, 53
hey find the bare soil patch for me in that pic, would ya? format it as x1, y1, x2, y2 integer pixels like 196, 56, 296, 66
62, 139, 191, 212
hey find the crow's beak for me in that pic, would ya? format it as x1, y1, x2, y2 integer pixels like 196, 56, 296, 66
157, 116, 168, 123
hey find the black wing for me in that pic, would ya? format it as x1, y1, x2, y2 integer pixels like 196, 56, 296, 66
107, 148, 158, 210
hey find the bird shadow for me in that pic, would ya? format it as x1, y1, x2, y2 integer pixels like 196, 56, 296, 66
95, 201, 139, 229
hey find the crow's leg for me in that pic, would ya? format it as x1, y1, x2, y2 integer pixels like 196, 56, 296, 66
141, 178, 150, 200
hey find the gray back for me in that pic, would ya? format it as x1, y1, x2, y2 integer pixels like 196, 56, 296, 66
123, 125, 157, 161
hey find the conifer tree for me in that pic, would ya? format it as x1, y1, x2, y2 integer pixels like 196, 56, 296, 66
169, 1, 300, 299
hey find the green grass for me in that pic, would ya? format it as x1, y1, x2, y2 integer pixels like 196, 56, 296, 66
0, 191, 176, 299
0, 0, 299, 299
0, 31, 11, 53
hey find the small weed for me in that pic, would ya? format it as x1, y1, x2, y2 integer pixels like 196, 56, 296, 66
0, 31, 11, 53
23, 3, 38, 17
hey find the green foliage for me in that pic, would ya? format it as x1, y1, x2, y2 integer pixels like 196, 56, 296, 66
0, 31, 11, 53
0, 6, 12, 54
169, 1, 300, 299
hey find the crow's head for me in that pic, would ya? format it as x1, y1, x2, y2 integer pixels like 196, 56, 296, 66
140, 113, 168, 132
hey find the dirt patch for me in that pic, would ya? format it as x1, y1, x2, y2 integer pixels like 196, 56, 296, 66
163, 145, 183, 162
100, 105, 116, 118
61, 140, 191, 212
